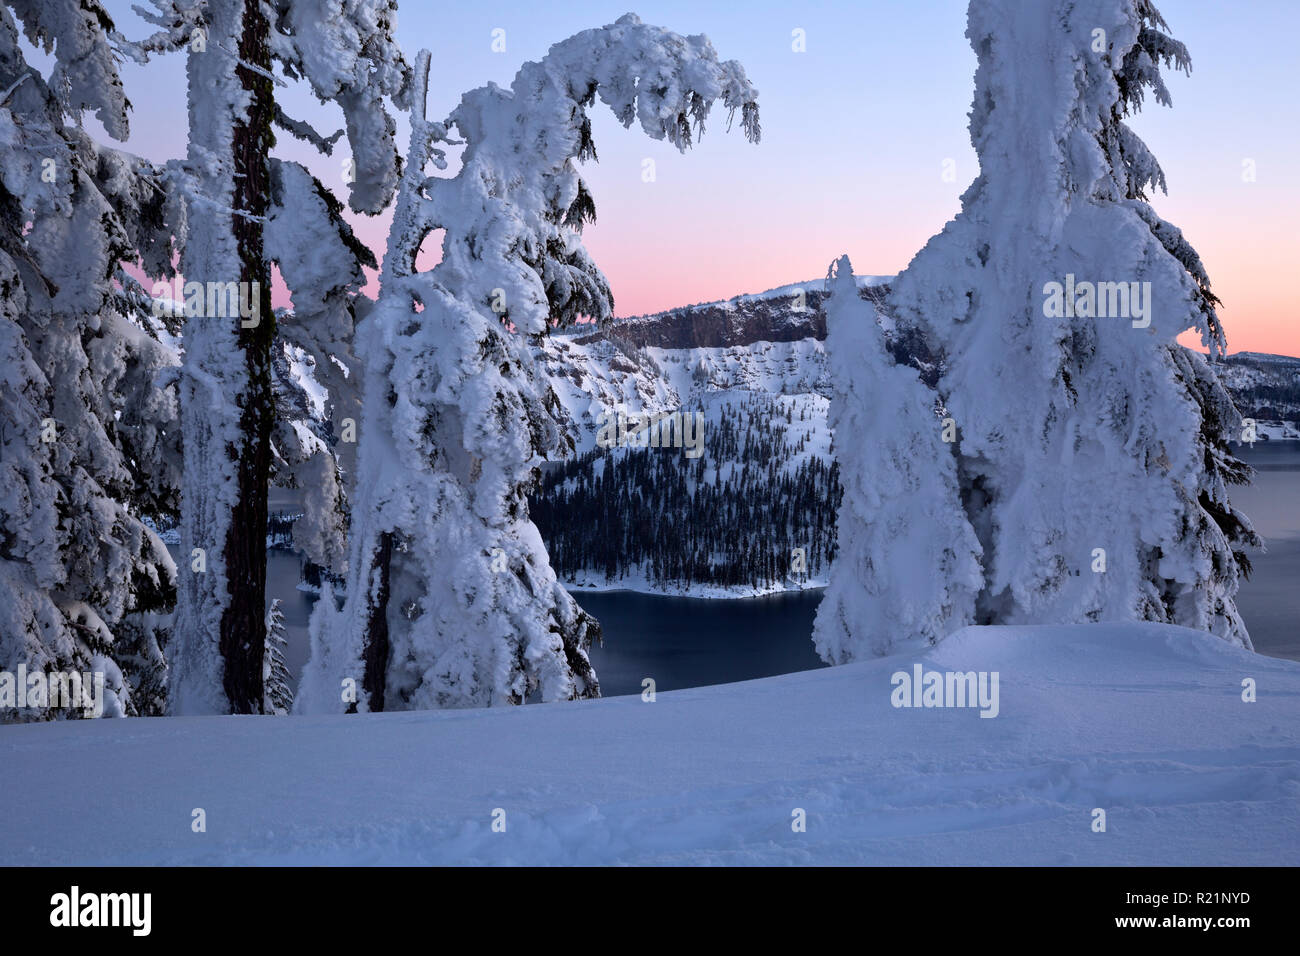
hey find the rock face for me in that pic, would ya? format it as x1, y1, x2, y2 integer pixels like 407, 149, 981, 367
573, 282, 886, 350
560, 279, 1295, 418
564, 278, 943, 388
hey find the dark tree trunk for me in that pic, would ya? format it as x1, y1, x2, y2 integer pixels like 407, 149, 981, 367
354, 532, 395, 713
218, 0, 275, 714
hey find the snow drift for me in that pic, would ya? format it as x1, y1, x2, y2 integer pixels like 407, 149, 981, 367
3, 621, 1296, 865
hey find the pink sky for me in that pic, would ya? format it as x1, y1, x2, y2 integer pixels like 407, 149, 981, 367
105, 0, 1298, 357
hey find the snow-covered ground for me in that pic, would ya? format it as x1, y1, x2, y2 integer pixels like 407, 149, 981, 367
3, 622, 1296, 865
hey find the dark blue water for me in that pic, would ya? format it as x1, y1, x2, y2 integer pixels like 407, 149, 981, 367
1232, 443, 1300, 662
576, 589, 827, 697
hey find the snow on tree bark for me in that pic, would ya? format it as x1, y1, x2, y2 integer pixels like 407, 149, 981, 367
297, 16, 760, 712
165, 0, 272, 715
123, 0, 408, 713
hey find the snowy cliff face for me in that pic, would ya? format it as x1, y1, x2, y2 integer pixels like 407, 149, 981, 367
575, 278, 892, 350
538, 281, 1292, 457
534, 277, 924, 457
1214, 353, 1300, 433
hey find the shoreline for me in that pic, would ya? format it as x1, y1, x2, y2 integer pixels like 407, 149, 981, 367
563, 575, 828, 601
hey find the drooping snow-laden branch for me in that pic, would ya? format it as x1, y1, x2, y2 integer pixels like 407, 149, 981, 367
425, 11, 761, 335
273, 103, 345, 154
120, 0, 411, 214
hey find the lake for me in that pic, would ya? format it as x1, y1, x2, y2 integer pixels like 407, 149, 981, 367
261, 441, 1298, 698
577, 589, 827, 697
1226, 442, 1300, 663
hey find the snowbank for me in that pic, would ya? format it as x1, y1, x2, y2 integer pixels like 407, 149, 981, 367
1, 622, 1296, 865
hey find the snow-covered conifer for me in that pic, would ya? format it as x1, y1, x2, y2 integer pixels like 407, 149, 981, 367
813, 256, 982, 661
298, 16, 760, 712
0, 2, 177, 718
888, 0, 1256, 644
263, 598, 293, 715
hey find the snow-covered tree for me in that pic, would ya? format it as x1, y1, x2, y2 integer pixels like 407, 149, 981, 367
0, 1, 178, 718
888, 0, 1256, 645
813, 256, 982, 661
82, 147, 186, 716
120, 0, 409, 713
264, 158, 376, 576
91, 280, 184, 715
298, 16, 760, 712
263, 598, 293, 714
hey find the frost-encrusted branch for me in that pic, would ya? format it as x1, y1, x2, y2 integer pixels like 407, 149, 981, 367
432, 12, 762, 335
9, 0, 132, 139
118, 0, 410, 213
1117, 16, 1191, 112
264, 157, 374, 573
272, 104, 344, 154
118, 0, 206, 62
264, 0, 411, 212
211, 39, 288, 86
1125, 199, 1225, 355
0, 71, 31, 104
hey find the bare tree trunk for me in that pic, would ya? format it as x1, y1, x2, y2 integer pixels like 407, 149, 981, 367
355, 532, 394, 712
218, 0, 275, 713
